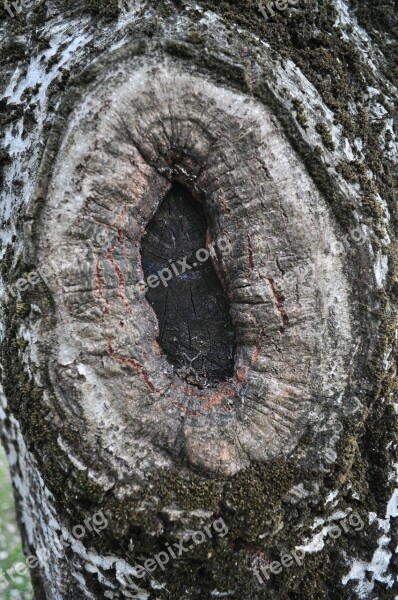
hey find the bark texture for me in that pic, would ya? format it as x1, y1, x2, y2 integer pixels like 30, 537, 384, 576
0, 1, 397, 599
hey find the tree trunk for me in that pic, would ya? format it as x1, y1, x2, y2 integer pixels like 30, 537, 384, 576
0, 1, 397, 598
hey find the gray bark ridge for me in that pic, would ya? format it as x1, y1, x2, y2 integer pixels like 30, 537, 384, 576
0, 1, 397, 599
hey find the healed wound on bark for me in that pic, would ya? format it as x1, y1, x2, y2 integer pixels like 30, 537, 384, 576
22, 58, 356, 475
141, 182, 236, 387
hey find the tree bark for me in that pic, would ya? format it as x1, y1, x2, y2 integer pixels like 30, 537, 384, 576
0, 1, 397, 599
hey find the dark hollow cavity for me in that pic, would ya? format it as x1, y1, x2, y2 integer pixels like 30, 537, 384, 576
141, 183, 236, 387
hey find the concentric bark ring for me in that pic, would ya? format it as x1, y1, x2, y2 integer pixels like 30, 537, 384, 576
33, 55, 354, 475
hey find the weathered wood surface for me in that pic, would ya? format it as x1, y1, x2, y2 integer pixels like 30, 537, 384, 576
0, 1, 397, 598
141, 182, 236, 386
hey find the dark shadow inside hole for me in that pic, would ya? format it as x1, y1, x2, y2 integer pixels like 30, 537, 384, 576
141, 182, 236, 387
